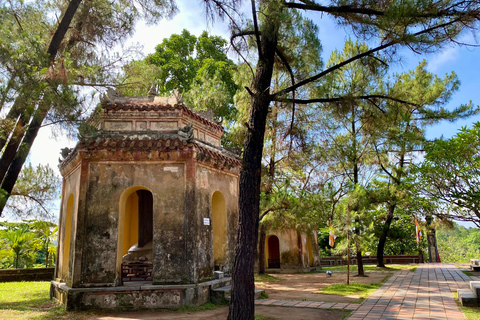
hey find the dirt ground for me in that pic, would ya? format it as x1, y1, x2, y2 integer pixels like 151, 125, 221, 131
84, 271, 389, 319
91, 306, 347, 320
255, 271, 392, 302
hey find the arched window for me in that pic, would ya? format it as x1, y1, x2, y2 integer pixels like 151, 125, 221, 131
212, 191, 227, 270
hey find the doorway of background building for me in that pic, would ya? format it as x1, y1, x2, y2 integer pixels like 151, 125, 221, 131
268, 235, 280, 269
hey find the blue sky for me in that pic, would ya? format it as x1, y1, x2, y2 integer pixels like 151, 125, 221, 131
24, 0, 480, 221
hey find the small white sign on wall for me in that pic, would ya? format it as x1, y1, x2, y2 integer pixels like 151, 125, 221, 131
204, 218, 210, 226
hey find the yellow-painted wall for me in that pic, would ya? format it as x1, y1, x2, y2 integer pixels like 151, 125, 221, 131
307, 234, 314, 267
212, 191, 227, 264
123, 192, 139, 255
61, 194, 74, 279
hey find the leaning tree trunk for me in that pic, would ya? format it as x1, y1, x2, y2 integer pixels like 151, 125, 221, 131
0, 106, 49, 216
0, 0, 83, 217
376, 203, 396, 267
227, 11, 279, 320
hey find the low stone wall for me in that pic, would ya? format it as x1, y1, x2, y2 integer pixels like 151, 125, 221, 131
320, 255, 420, 266
51, 277, 231, 311
0, 268, 55, 282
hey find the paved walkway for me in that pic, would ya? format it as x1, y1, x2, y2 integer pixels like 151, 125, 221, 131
255, 263, 473, 320
348, 263, 469, 319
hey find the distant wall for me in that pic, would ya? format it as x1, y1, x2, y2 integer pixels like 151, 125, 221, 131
0, 268, 55, 282
320, 255, 420, 266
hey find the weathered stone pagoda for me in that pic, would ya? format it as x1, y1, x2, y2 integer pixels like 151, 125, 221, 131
51, 90, 240, 310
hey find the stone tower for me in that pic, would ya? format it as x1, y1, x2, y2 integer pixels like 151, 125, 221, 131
51, 91, 240, 310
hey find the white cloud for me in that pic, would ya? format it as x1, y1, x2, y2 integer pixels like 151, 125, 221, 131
427, 46, 459, 73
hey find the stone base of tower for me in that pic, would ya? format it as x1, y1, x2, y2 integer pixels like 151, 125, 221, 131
50, 278, 231, 311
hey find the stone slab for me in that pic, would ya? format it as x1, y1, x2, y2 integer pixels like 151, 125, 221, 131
471, 265, 480, 271
470, 281, 480, 298
458, 289, 478, 307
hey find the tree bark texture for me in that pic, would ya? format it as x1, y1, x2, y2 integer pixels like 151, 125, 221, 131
0, 107, 49, 216
376, 203, 396, 267
227, 8, 279, 319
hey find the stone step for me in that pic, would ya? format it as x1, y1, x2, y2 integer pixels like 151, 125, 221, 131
471, 265, 480, 271
459, 289, 478, 307
470, 259, 480, 266
210, 285, 265, 304
469, 281, 480, 298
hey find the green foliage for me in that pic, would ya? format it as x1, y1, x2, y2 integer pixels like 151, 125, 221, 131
119, 29, 238, 122
415, 123, 480, 225
0, 220, 57, 269
5, 163, 60, 220
0, 0, 178, 217
0, 224, 38, 269
366, 212, 427, 256
436, 223, 480, 263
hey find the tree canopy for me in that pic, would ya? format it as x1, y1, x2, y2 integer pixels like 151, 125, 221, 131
415, 123, 480, 226
119, 29, 239, 121
0, 0, 178, 216
199, 0, 480, 318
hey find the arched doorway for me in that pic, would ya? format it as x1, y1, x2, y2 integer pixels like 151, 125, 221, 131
267, 235, 280, 269
212, 191, 227, 270
117, 187, 154, 281
61, 193, 74, 280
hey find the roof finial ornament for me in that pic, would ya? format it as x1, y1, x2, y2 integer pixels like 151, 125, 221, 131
170, 88, 184, 104
148, 82, 157, 96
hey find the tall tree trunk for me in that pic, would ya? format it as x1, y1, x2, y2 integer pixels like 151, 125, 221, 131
0, 106, 48, 215
258, 104, 277, 275
351, 113, 364, 276
376, 203, 396, 267
228, 6, 279, 318
258, 225, 266, 274
0, 0, 82, 217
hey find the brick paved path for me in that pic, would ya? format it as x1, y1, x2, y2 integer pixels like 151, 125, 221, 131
348, 263, 469, 320
255, 263, 472, 319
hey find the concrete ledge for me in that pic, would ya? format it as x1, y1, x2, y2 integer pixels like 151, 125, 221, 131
471, 259, 480, 266
471, 265, 480, 271
211, 285, 264, 304
458, 289, 478, 307
470, 281, 480, 298
51, 277, 232, 310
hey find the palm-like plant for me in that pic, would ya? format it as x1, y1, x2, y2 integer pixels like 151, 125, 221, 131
1, 225, 38, 268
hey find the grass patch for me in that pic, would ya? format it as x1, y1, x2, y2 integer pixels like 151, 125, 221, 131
320, 274, 390, 301
320, 282, 382, 300
454, 292, 480, 320
322, 264, 417, 273
463, 270, 475, 277
254, 315, 277, 320
176, 302, 219, 312
254, 273, 280, 283
258, 291, 269, 299
0, 281, 93, 320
